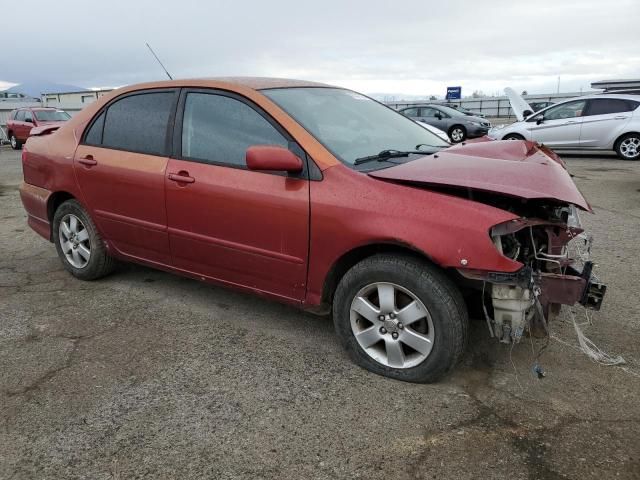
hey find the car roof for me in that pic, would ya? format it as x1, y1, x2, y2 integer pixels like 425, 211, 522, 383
562, 93, 640, 101
113, 77, 335, 92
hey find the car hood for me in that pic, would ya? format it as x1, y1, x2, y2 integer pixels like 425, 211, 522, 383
36, 120, 67, 126
462, 115, 487, 123
504, 87, 534, 121
368, 140, 591, 211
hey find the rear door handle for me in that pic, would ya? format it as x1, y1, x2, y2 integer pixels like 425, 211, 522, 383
78, 155, 97, 166
168, 172, 195, 184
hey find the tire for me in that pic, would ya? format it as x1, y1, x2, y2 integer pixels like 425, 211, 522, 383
615, 133, 640, 161
52, 199, 116, 280
503, 133, 525, 141
9, 133, 22, 150
449, 125, 467, 143
333, 254, 468, 383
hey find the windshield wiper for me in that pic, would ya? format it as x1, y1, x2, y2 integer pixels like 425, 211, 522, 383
353, 149, 432, 165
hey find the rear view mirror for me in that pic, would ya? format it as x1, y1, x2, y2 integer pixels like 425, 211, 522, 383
246, 145, 303, 173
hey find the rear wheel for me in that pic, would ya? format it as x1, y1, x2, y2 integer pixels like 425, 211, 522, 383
449, 125, 467, 143
53, 200, 116, 280
9, 133, 21, 150
615, 133, 640, 161
503, 133, 525, 141
333, 254, 468, 383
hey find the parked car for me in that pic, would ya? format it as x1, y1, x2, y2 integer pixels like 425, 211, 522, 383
20, 78, 604, 383
398, 104, 491, 143
7, 107, 71, 150
490, 89, 640, 160
415, 120, 450, 142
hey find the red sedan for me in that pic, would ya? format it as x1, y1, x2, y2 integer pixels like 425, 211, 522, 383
19, 78, 605, 382
7, 107, 71, 149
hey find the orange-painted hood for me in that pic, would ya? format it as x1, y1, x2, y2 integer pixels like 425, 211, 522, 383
369, 140, 591, 211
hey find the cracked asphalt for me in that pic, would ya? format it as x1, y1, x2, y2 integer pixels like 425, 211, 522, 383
1, 146, 639, 479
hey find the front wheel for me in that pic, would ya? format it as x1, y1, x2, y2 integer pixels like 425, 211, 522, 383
449, 125, 467, 143
503, 133, 525, 141
615, 133, 640, 161
53, 199, 116, 280
333, 254, 468, 383
9, 133, 22, 150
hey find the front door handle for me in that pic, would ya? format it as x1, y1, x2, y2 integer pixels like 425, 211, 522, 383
168, 172, 195, 184
78, 155, 97, 166
614, 116, 628, 120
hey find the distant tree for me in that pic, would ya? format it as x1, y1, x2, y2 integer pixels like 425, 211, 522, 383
472, 90, 485, 98
429, 95, 437, 100
521, 90, 528, 96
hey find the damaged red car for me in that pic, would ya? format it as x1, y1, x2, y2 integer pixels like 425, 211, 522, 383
19, 78, 605, 382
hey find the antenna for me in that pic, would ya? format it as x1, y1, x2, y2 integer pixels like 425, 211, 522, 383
145, 42, 173, 80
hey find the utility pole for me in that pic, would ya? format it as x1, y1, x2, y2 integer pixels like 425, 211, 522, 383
557, 76, 561, 94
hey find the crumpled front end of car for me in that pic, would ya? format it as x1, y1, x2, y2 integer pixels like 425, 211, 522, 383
459, 204, 605, 343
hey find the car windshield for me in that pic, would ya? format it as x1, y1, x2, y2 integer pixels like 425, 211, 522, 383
262, 87, 449, 168
34, 110, 71, 121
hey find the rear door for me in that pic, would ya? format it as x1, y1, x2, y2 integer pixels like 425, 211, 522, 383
579, 98, 637, 147
74, 89, 178, 265
165, 89, 310, 301
528, 100, 586, 147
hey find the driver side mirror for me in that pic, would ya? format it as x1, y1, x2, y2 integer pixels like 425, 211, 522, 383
536, 117, 545, 125
246, 145, 303, 173
435, 113, 443, 120
24, 117, 33, 123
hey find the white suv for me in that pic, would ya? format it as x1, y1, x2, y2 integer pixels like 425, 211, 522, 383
489, 91, 640, 160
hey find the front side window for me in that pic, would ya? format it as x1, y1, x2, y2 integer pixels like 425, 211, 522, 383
99, 91, 175, 155
24, 111, 33, 122
401, 107, 419, 117
34, 110, 71, 121
542, 100, 586, 121
263, 88, 449, 168
585, 99, 636, 116
181, 92, 287, 167
420, 107, 440, 117
15, 110, 26, 121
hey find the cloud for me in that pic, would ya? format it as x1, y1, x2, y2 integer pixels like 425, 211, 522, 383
4, 0, 640, 97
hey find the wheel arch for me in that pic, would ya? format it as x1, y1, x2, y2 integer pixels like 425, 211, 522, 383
320, 241, 444, 307
614, 131, 640, 149
448, 124, 466, 135
47, 191, 77, 240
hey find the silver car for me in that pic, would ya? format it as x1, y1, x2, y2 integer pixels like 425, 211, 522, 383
399, 105, 491, 143
490, 90, 640, 160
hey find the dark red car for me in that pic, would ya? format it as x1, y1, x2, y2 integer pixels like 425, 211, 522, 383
19, 78, 605, 382
7, 107, 71, 149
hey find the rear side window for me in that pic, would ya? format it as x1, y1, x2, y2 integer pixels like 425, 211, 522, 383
586, 99, 636, 116
85, 91, 175, 155
84, 111, 105, 145
180, 92, 287, 167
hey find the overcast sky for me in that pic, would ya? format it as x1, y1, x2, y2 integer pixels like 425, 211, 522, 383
2, 0, 639, 97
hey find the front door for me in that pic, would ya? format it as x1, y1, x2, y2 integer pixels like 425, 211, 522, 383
419, 107, 449, 131
528, 99, 586, 147
165, 90, 310, 301
74, 89, 178, 265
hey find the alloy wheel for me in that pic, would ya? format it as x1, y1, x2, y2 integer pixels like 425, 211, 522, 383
10, 135, 17, 149
350, 282, 434, 369
620, 137, 640, 159
450, 128, 464, 142
58, 214, 91, 268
